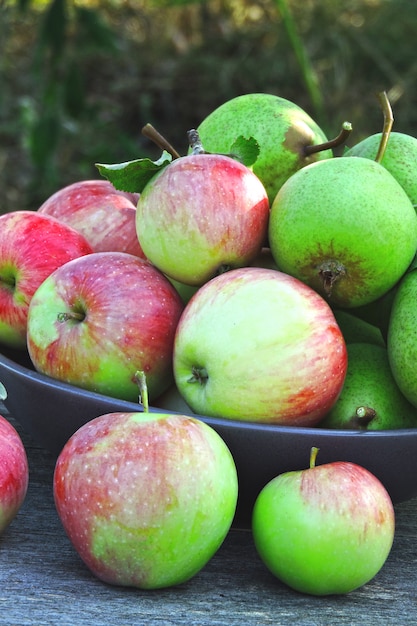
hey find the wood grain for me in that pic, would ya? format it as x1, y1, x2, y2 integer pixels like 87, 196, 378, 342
1, 401, 416, 625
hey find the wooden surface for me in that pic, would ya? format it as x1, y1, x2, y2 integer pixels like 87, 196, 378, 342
1, 400, 417, 625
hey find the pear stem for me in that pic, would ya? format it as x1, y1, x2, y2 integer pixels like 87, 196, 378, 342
135, 370, 149, 412
310, 446, 319, 469
304, 121, 353, 156
141, 123, 181, 160
375, 91, 394, 163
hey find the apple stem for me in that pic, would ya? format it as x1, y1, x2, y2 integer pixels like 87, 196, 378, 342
134, 370, 149, 412
375, 91, 394, 163
310, 446, 319, 469
304, 121, 353, 156
57, 311, 85, 322
141, 123, 181, 160
351, 406, 377, 429
187, 129, 206, 155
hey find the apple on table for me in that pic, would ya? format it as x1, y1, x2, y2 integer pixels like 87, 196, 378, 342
53, 395, 238, 589
252, 447, 395, 595
0, 384, 29, 535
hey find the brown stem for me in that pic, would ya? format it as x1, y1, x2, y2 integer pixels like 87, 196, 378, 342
375, 91, 394, 163
141, 123, 181, 160
304, 121, 353, 156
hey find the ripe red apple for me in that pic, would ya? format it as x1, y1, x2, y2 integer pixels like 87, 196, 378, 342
26, 252, 184, 402
38, 179, 145, 258
136, 153, 270, 286
0, 210, 93, 349
173, 267, 347, 426
252, 448, 395, 595
0, 406, 29, 535
53, 410, 238, 589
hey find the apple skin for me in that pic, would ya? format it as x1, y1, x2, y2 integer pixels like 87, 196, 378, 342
53, 411, 238, 589
26, 252, 184, 402
252, 456, 395, 595
320, 342, 417, 430
0, 414, 29, 535
38, 179, 145, 258
136, 153, 270, 286
196, 92, 332, 204
268, 156, 417, 308
0, 210, 93, 349
387, 268, 417, 408
173, 267, 347, 426
345, 132, 417, 207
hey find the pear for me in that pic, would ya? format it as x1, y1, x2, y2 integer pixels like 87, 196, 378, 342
196, 93, 332, 203
387, 268, 417, 408
345, 131, 417, 208
320, 342, 417, 430
268, 156, 417, 308
332, 309, 385, 347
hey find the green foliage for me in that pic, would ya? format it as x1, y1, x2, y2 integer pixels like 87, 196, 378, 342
1, 0, 417, 212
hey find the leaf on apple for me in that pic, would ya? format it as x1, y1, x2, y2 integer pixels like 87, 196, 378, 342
96, 150, 173, 193
228, 136, 260, 168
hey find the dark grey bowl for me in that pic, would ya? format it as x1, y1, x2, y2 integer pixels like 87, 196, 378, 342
1, 346, 417, 528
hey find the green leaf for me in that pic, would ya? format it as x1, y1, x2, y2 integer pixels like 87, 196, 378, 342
96, 151, 173, 193
228, 136, 260, 168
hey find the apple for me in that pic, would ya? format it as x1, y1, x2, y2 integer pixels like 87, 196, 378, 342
195, 92, 333, 204
387, 267, 417, 408
53, 409, 238, 589
268, 156, 417, 308
26, 252, 184, 402
173, 267, 347, 426
0, 386, 29, 535
135, 152, 270, 286
345, 131, 417, 207
38, 179, 145, 258
320, 342, 417, 430
252, 447, 395, 595
0, 210, 93, 349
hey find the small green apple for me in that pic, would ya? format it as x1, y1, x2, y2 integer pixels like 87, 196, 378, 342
268, 156, 417, 308
320, 342, 417, 430
332, 310, 385, 346
345, 131, 417, 208
252, 448, 395, 596
388, 267, 417, 408
196, 92, 333, 203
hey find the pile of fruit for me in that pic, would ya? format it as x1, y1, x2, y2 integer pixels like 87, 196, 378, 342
1, 90, 417, 594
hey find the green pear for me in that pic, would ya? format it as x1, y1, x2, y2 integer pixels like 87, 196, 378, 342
196, 93, 332, 203
387, 267, 417, 408
320, 342, 417, 430
345, 131, 417, 208
268, 156, 417, 308
332, 309, 385, 347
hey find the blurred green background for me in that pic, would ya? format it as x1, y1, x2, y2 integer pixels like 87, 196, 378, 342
1, 0, 416, 212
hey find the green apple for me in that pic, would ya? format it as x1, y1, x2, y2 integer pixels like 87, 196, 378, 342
252, 448, 395, 596
387, 268, 417, 408
173, 266, 347, 427
320, 342, 417, 430
54, 410, 238, 589
196, 92, 333, 203
345, 131, 417, 207
268, 156, 417, 308
332, 310, 385, 346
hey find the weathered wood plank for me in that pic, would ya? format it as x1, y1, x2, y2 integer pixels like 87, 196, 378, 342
1, 401, 417, 625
